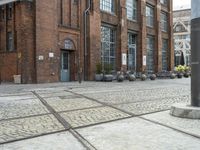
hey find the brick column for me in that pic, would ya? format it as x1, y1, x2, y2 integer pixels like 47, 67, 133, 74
156, 1, 162, 72
139, 0, 147, 73
168, 0, 174, 70
118, 0, 128, 72
88, 0, 101, 80
16, 1, 36, 83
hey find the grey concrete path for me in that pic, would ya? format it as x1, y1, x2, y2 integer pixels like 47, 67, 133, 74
0, 78, 199, 150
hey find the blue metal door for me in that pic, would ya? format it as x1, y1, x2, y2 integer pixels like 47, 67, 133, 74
61, 51, 70, 82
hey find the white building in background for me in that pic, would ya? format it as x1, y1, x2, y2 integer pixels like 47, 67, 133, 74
173, 9, 191, 66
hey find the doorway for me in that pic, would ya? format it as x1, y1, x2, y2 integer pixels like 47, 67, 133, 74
60, 51, 70, 82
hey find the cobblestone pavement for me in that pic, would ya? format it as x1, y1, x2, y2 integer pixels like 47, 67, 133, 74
1, 78, 200, 150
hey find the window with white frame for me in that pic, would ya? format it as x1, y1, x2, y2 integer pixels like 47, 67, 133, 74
162, 39, 168, 71
146, 5, 154, 27
161, 12, 168, 32
101, 26, 116, 71
127, 0, 137, 21
146, 35, 155, 73
100, 0, 114, 13
128, 33, 137, 71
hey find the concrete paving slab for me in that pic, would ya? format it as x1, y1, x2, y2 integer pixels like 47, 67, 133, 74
77, 117, 200, 150
143, 110, 200, 138
60, 106, 130, 128
0, 131, 86, 150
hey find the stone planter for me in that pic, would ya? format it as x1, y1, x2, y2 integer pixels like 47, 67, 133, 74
117, 74, 124, 82
170, 73, 176, 79
150, 74, 156, 80
95, 74, 103, 81
184, 72, 190, 78
103, 74, 113, 82
177, 73, 183, 79
141, 74, 147, 81
129, 74, 136, 82
13, 75, 21, 84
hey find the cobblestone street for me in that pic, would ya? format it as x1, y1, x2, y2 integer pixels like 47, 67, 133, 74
1, 78, 200, 150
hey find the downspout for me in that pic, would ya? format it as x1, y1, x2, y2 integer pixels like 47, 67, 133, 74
84, 0, 91, 80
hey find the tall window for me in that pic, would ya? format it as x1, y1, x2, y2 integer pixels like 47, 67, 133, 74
162, 39, 168, 71
146, 5, 154, 27
7, 32, 14, 52
101, 26, 116, 70
0, 6, 5, 21
127, 0, 137, 21
160, 0, 168, 5
7, 3, 13, 20
128, 33, 137, 71
100, 0, 114, 13
146, 36, 155, 73
161, 12, 167, 32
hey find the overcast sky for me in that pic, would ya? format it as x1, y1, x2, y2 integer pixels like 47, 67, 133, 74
173, 0, 191, 10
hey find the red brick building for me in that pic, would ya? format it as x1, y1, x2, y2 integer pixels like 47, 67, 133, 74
0, 0, 174, 83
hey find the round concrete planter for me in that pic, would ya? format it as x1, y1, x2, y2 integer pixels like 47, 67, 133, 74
103, 74, 113, 82
95, 74, 103, 81
117, 74, 124, 82
150, 74, 156, 80
177, 73, 183, 79
170, 73, 176, 79
129, 74, 136, 82
184, 72, 190, 78
141, 74, 147, 81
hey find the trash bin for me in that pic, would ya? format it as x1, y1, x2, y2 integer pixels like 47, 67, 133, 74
13, 75, 21, 84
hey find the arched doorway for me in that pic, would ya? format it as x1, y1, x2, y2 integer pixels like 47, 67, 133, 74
60, 39, 76, 82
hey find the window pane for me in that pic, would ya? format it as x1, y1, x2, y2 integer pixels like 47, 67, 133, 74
100, 0, 114, 13
101, 26, 116, 71
146, 36, 155, 73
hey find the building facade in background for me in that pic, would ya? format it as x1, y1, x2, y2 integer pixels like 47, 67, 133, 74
0, 0, 173, 83
173, 9, 191, 66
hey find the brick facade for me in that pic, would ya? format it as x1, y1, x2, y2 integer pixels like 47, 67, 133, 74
0, 0, 174, 83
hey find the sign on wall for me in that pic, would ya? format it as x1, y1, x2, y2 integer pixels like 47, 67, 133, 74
143, 55, 146, 66
122, 53, 127, 65
64, 40, 74, 50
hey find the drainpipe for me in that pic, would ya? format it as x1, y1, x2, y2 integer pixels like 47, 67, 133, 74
84, 0, 91, 80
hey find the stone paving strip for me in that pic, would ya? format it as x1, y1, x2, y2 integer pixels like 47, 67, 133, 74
114, 95, 190, 115
44, 97, 102, 112
82, 87, 189, 105
0, 99, 49, 120
59, 106, 131, 128
0, 131, 87, 150
76, 117, 200, 150
37, 91, 74, 98
142, 111, 200, 138
0, 115, 65, 144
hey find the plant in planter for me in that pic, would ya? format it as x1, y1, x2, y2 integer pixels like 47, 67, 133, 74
95, 63, 103, 81
175, 65, 184, 78
103, 63, 113, 82
183, 66, 190, 78
150, 74, 156, 80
